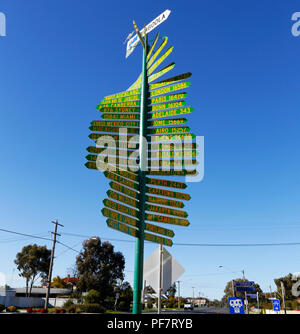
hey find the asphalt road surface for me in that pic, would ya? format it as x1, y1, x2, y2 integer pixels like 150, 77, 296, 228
144, 307, 229, 314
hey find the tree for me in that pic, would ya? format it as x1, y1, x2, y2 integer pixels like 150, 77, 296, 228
274, 273, 297, 301
14, 244, 51, 297
144, 285, 155, 294
75, 237, 125, 304
51, 276, 67, 289
115, 281, 133, 311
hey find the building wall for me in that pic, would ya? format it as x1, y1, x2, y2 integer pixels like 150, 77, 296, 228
0, 296, 74, 308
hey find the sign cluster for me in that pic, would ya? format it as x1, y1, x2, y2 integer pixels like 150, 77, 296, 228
85, 32, 198, 247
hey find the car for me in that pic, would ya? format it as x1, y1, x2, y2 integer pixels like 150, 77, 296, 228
184, 302, 194, 310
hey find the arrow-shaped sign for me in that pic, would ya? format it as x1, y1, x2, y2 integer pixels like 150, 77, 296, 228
126, 9, 171, 58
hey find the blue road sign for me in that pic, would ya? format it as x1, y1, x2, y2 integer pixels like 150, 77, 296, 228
228, 297, 245, 314
234, 281, 255, 287
272, 299, 281, 312
236, 286, 256, 293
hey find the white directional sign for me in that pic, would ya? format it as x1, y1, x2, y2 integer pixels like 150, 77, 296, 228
126, 9, 171, 58
143, 246, 184, 293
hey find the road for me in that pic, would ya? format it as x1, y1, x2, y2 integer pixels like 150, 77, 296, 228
143, 307, 229, 314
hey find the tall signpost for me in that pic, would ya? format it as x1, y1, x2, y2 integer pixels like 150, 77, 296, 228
85, 10, 198, 314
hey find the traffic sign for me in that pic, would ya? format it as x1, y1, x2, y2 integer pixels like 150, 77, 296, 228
146, 213, 189, 226
146, 186, 191, 201
148, 159, 197, 168
126, 9, 171, 58
149, 150, 197, 159
150, 81, 191, 97
149, 169, 198, 177
149, 107, 194, 119
91, 120, 139, 127
103, 199, 138, 218
109, 181, 138, 199
99, 94, 140, 105
102, 208, 138, 227
99, 107, 140, 113
148, 62, 175, 83
98, 101, 140, 109
146, 195, 184, 209
148, 133, 195, 142
89, 125, 139, 135
147, 36, 168, 68
149, 101, 186, 112
104, 88, 141, 100
146, 33, 159, 62
107, 219, 138, 237
146, 204, 188, 218
150, 92, 187, 105
149, 72, 192, 90
148, 118, 187, 127
146, 177, 187, 189
148, 126, 190, 135
145, 222, 174, 238
102, 113, 140, 120
148, 46, 173, 76
144, 232, 173, 247
228, 297, 245, 314
107, 190, 138, 208
272, 299, 281, 312
105, 172, 139, 190
234, 281, 255, 287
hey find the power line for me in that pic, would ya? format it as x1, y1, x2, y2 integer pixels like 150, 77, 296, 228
0, 228, 53, 242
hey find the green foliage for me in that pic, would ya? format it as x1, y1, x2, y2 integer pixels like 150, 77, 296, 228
14, 244, 51, 297
76, 237, 125, 304
146, 300, 153, 309
84, 289, 101, 304
63, 298, 75, 309
115, 281, 133, 311
274, 273, 297, 301
78, 303, 106, 313
166, 283, 177, 298
51, 276, 67, 288
0, 304, 5, 312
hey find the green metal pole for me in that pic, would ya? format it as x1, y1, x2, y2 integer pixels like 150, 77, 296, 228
132, 33, 148, 314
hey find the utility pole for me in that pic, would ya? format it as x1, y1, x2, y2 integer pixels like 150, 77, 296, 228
158, 245, 163, 314
281, 281, 286, 314
177, 281, 181, 309
44, 220, 63, 310
192, 287, 195, 303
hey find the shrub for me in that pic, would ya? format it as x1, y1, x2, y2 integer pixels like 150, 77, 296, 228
0, 304, 5, 312
54, 308, 60, 314
6, 305, 17, 312
39, 308, 47, 313
60, 308, 66, 313
84, 290, 101, 304
146, 301, 153, 309
26, 307, 33, 313
68, 306, 76, 313
80, 303, 106, 313
63, 299, 75, 309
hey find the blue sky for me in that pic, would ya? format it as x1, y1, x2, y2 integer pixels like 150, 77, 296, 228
0, 0, 299, 300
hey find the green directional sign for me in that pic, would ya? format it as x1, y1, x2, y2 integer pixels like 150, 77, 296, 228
145, 222, 174, 238
103, 199, 139, 218
148, 46, 173, 75
146, 204, 188, 218
148, 126, 190, 135
105, 172, 139, 190
148, 133, 195, 142
149, 159, 198, 168
147, 36, 168, 68
144, 232, 173, 247
107, 190, 139, 208
102, 208, 138, 227
107, 219, 138, 237
149, 169, 198, 176
99, 94, 141, 105
149, 107, 193, 119
102, 113, 140, 120
146, 177, 187, 189
89, 133, 137, 142
89, 126, 139, 135
154, 142, 198, 150
85, 154, 138, 166
146, 195, 184, 209
104, 88, 141, 100
150, 81, 191, 97
146, 213, 189, 226
91, 120, 139, 127
148, 149, 197, 159
98, 100, 140, 109
149, 72, 192, 90
149, 92, 187, 105
99, 107, 140, 113
146, 186, 191, 201
148, 118, 187, 127
109, 181, 138, 199
149, 100, 186, 112
148, 62, 175, 83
